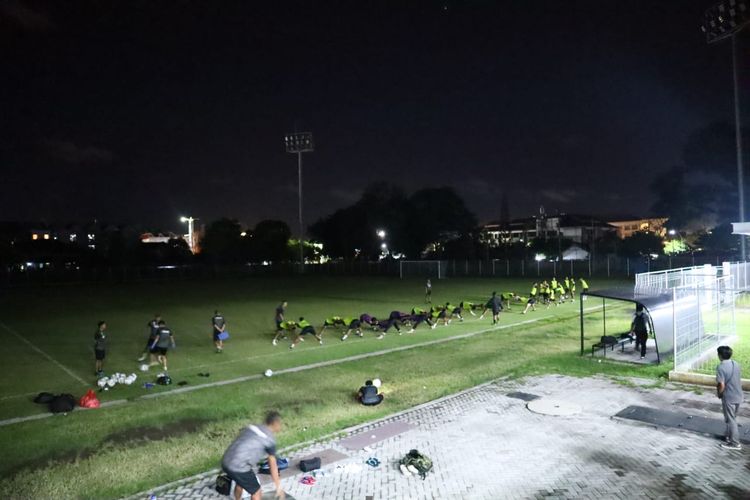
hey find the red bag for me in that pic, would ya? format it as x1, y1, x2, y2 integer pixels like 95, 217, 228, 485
79, 389, 100, 409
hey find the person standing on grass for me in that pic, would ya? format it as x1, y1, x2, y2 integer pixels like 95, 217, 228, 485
480, 291, 503, 324
569, 279, 576, 301
150, 320, 175, 370
579, 277, 589, 299
425, 279, 432, 303
222, 411, 285, 500
629, 304, 651, 359
717, 346, 743, 450
94, 321, 107, 377
212, 310, 227, 353
272, 301, 288, 346
138, 313, 161, 361
522, 283, 538, 314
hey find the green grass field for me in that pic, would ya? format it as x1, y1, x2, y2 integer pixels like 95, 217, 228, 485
0, 276, 681, 498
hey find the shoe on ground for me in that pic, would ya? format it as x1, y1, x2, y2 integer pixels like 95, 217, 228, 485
406, 465, 419, 475
319, 340, 323, 345
357, 332, 363, 337
720, 442, 742, 450
341, 334, 348, 341
640, 356, 645, 359
399, 464, 412, 476
272, 339, 278, 346
407, 329, 415, 333
289, 344, 295, 349
376, 334, 384, 339
431, 324, 437, 330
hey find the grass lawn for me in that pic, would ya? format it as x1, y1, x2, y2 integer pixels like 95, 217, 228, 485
0, 276, 677, 498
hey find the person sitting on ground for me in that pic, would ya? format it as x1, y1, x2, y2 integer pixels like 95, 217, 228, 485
357, 380, 384, 406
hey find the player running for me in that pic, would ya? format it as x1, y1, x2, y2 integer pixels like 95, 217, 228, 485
579, 278, 589, 299
150, 320, 175, 371
290, 317, 322, 349
212, 309, 227, 353
522, 283, 538, 314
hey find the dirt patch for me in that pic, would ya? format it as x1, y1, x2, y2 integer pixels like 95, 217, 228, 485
102, 417, 209, 446
4, 417, 210, 476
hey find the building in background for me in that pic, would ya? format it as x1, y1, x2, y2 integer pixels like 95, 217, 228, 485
607, 216, 668, 239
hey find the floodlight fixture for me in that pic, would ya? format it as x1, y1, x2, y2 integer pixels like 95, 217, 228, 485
180, 216, 197, 253
285, 131, 314, 267
376, 229, 386, 239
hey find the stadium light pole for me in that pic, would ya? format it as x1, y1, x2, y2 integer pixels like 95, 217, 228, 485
702, 0, 749, 260
180, 216, 196, 253
284, 132, 314, 268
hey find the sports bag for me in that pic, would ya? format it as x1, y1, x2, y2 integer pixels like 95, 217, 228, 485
34, 392, 55, 404
600, 335, 617, 346
399, 449, 432, 479
49, 394, 76, 413
257, 457, 289, 474
215, 473, 232, 495
79, 389, 100, 409
157, 375, 172, 385
299, 457, 321, 472
217, 332, 230, 341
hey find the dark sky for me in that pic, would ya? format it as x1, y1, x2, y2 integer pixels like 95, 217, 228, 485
1, 0, 746, 232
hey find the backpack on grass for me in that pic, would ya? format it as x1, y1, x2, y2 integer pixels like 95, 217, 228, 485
49, 394, 76, 414
33, 392, 55, 404
399, 449, 433, 479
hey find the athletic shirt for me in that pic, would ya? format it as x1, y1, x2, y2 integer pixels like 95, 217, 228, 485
501, 293, 514, 300
298, 319, 312, 329
94, 330, 106, 351
343, 317, 355, 326
212, 315, 225, 330
156, 327, 173, 348
580, 279, 589, 288
147, 320, 159, 340
530, 286, 537, 296
275, 305, 285, 321
279, 321, 296, 330
222, 424, 277, 472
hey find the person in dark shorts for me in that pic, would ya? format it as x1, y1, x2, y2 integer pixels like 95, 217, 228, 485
150, 320, 175, 370
272, 301, 288, 346
340, 317, 362, 341
138, 314, 161, 361
629, 304, 651, 359
320, 316, 345, 335
522, 284, 538, 314
289, 317, 322, 349
425, 279, 432, 303
212, 310, 227, 353
480, 291, 503, 324
358, 380, 384, 406
221, 411, 285, 500
374, 317, 400, 339
94, 321, 107, 377
406, 307, 434, 333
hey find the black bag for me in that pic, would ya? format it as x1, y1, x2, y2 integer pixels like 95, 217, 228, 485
600, 335, 617, 346
157, 375, 172, 385
34, 392, 55, 404
299, 457, 321, 472
215, 473, 232, 495
49, 394, 76, 413
258, 457, 289, 474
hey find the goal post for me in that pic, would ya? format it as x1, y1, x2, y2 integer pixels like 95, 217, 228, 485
399, 260, 447, 279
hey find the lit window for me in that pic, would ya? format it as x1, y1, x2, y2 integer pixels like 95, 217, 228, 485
43, 234, 50, 240
32, 234, 38, 240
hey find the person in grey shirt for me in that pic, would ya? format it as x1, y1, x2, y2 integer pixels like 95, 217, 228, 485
716, 345, 743, 450
222, 411, 284, 500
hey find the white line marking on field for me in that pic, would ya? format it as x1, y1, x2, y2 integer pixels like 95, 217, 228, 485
0, 321, 88, 387
0, 306, 603, 427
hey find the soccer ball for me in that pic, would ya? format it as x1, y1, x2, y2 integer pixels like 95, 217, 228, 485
372, 378, 382, 388
140, 364, 149, 372
97, 377, 108, 388
264, 369, 273, 377
107, 378, 116, 388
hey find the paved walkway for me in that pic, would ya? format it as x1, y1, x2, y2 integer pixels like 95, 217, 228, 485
132, 375, 750, 500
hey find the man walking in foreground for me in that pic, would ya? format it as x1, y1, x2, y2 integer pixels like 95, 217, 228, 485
717, 346, 743, 450
222, 411, 285, 500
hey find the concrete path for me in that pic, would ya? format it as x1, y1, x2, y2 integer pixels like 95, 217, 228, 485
129, 375, 750, 500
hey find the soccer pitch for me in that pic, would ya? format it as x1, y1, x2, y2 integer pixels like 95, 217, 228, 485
0, 275, 663, 498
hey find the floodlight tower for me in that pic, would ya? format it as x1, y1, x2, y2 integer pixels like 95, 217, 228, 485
284, 131, 314, 267
180, 216, 197, 253
702, 0, 750, 260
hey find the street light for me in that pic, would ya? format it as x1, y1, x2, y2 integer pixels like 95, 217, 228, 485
284, 131, 314, 267
180, 216, 197, 253
376, 229, 386, 239
702, 0, 749, 259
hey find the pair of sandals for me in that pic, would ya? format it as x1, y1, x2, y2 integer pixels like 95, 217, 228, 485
365, 457, 380, 467
300, 476, 316, 485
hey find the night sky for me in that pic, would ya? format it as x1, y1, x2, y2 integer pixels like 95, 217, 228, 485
1, 1, 746, 232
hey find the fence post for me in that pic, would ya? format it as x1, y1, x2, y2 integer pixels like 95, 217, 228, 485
607, 256, 610, 277
521, 259, 525, 277
537, 260, 540, 276
553, 261, 556, 277
506, 259, 510, 277
672, 288, 677, 371
626, 258, 630, 277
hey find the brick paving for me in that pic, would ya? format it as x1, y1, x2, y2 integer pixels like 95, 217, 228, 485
130, 375, 750, 500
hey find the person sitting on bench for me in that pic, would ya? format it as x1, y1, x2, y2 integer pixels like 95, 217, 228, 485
357, 380, 384, 406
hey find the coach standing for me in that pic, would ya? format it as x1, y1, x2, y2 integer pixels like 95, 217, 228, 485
717, 346, 743, 450
94, 321, 107, 378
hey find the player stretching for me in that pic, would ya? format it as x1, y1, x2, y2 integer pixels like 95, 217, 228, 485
321, 316, 345, 335
340, 317, 363, 340
290, 317, 322, 349
374, 317, 401, 339
407, 307, 434, 332
273, 320, 297, 346
459, 301, 483, 317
